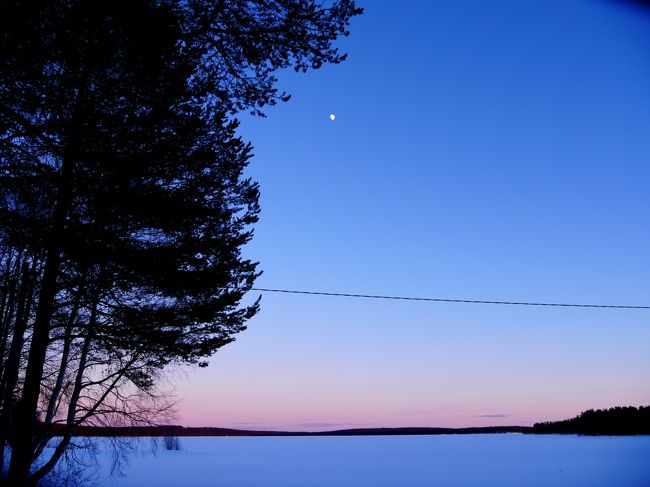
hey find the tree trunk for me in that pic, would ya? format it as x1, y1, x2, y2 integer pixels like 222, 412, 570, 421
6, 147, 77, 487
44, 281, 85, 426
0, 260, 31, 479
0, 256, 19, 384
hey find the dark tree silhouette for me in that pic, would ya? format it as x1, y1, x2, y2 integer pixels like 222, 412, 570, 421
0, 0, 361, 484
532, 406, 650, 435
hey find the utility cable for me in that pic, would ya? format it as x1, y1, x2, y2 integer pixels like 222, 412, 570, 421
248, 287, 650, 309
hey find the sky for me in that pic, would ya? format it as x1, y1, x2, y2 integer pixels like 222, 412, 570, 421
175, 0, 650, 431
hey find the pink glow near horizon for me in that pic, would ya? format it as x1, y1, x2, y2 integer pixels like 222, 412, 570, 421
171, 311, 650, 432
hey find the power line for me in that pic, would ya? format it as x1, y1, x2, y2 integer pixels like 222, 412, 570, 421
250, 287, 650, 310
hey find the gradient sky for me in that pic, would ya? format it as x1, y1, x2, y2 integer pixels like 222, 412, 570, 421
175, 0, 650, 431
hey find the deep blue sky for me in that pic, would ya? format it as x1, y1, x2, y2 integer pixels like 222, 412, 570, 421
178, 0, 650, 430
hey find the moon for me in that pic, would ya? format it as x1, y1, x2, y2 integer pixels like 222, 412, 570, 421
329, 113, 336, 121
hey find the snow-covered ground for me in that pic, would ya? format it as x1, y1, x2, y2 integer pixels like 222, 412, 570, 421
85, 434, 649, 486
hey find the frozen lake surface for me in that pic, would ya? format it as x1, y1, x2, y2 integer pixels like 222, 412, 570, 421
94, 434, 650, 487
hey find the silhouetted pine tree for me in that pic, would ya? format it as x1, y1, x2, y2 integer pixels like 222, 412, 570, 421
0, 1, 361, 484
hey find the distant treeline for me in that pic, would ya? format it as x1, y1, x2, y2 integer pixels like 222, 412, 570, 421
532, 406, 650, 435
50, 424, 530, 438
48, 406, 650, 438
